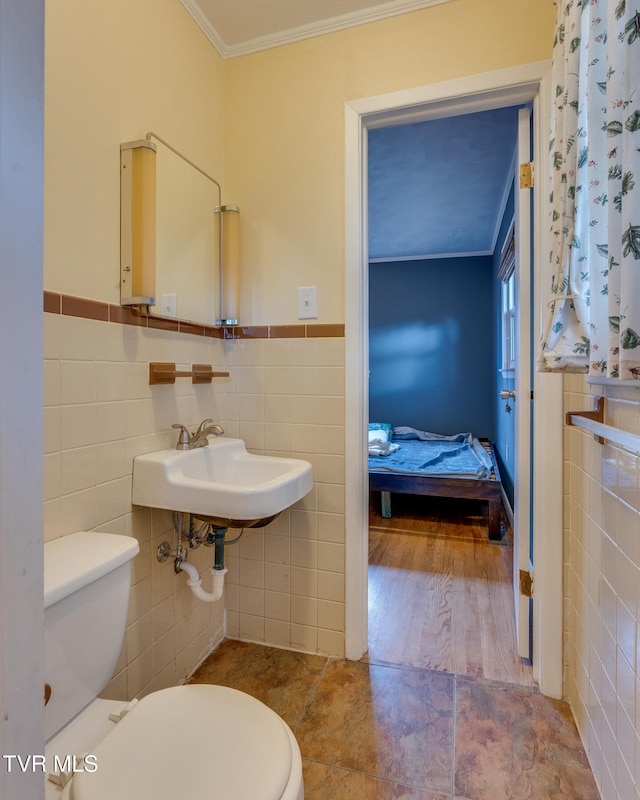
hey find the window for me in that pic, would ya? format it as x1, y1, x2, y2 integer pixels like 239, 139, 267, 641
498, 220, 516, 372
502, 272, 516, 371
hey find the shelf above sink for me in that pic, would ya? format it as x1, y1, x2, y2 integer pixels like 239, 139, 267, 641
132, 438, 313, 528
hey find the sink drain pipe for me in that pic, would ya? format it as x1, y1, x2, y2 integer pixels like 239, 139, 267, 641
176, 526, 229, 602
177, 560, 228, 603
213, 526, 226, 570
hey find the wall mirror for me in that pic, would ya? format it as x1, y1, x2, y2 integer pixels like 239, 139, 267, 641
120, 135, 239, 327
153, 139, 219, 324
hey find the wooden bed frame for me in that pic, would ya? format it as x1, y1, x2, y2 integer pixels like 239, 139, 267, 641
369, 439, 503, 541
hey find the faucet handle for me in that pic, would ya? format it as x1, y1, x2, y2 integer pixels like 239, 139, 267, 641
172, 423, 191, 450
195, 418, 214, 435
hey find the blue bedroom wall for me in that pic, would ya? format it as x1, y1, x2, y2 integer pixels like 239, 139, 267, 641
369, 256, 494, 438
493, 184, 516, 507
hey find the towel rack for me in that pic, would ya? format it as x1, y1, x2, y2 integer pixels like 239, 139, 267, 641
566, 396, 640, 454
149, 362, 230, 385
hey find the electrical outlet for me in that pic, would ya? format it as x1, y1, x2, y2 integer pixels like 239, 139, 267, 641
297, 286, 318, 319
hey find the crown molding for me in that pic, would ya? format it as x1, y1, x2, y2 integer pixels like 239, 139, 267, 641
181, 0, 455, 59
180, 0, 227, 54
369, 249, 493, 263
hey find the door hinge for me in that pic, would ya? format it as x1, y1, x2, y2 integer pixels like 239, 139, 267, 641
520, 162, 534, 189
519, 569, 533, 597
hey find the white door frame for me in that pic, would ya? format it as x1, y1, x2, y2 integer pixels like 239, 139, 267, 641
0, 1, 45, 798
344, 61, 564, 699
514, 105, 533, 659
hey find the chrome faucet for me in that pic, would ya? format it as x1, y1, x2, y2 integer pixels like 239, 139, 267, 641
172, 419, 224, 450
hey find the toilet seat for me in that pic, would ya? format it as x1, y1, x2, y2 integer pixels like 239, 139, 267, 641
67, 685, 299, 800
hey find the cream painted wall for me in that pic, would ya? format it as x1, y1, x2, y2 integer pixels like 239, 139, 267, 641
44, 0, 554, 320
223, 0, 555, 325
42, 0, 347, 700
42, 0, 230, 703
44, 0, 225, 302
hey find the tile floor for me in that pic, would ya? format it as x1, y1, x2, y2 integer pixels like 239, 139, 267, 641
190, 640, 600, 800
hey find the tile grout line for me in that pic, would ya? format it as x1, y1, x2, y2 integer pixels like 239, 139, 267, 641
302, 756, 456, 800
300, 756, 449, 796
302, 656, 461, 798
291, 655, 332, 735
364, 653, 539, 694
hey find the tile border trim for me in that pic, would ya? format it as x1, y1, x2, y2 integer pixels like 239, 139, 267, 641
43, 292, 345, 339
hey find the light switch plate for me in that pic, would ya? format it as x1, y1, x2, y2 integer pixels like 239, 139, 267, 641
160, 293, 177, 318
297, 286, 317, 319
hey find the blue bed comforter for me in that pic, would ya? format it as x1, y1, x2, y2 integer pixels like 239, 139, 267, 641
368, 427, 492, 479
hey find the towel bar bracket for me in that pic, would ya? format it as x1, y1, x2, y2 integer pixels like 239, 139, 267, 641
149, 362, 230, 385
565, 397, 605, 444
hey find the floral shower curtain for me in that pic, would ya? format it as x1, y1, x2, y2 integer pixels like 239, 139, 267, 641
538, 0, 640, 379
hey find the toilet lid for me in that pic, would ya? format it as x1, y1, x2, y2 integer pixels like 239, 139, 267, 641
70, 685, 293, 800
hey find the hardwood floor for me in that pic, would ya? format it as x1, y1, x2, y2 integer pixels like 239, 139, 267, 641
367, 493, 535, 687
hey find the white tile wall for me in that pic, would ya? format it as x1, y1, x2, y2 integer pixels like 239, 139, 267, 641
44, 312, 228, 698
222, 335, 346, 657
564, 374, 640, 800
44, 311, 346, 701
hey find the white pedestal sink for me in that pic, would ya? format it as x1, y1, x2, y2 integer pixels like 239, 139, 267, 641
132, 438, 313, 528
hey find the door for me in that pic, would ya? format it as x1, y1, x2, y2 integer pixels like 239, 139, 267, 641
513, 106, 533, 660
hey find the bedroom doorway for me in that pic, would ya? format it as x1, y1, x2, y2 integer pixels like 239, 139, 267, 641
365, 105, 531, 681
344, 63, 565, 698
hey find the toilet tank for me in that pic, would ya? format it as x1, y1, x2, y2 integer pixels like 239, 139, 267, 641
44, 532, 140, 741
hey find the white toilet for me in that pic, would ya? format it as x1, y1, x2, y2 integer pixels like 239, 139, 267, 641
44, 531, 304, 800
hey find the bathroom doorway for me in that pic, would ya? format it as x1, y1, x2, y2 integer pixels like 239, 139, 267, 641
344, 63, 564, 698
365, 104, 529, 683
368, 106, 532, 685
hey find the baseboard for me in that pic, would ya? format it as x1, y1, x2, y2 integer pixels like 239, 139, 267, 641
501, 486, 514, 528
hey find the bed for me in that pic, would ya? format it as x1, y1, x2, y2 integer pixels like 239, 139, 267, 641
368, 425, 503, 541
